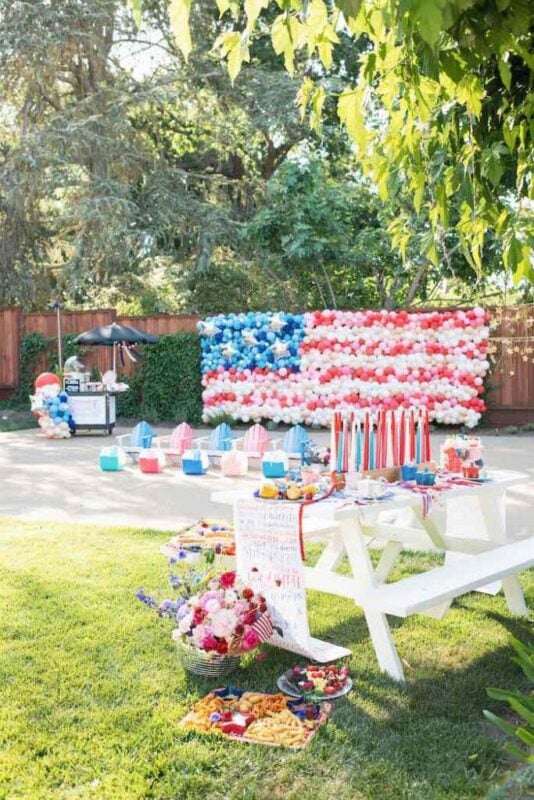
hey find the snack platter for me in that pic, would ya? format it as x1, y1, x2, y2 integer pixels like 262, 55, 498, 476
178, 687, 330, 749
162, 518, 235, 556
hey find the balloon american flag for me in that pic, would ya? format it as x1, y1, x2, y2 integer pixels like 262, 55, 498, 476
199, 308, 490, 428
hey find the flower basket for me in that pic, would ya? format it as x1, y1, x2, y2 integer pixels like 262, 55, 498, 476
176, 611, 273, 677
176, 640, 241, 678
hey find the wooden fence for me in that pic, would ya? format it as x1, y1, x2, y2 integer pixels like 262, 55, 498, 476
0, 308, 199, 398
1, 305, 533, 424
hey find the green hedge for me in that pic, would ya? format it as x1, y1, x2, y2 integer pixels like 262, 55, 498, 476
8, 332, 203, 424
116, 333, 203, 424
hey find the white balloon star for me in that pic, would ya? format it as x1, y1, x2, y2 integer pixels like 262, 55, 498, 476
269, 313, 286, 331
199, 321, 220, 337
242, 329, 258, 346
270, 340, 289, 358
222, 343, 238, 358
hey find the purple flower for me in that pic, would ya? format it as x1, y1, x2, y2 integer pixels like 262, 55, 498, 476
169, 573, 182, 588
135, 589, 157, 608
209, 712, 221, 722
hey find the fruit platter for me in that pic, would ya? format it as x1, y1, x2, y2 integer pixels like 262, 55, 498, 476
277, 663, 352, 701
178, 687, 330, 749
255, 477, 331, 503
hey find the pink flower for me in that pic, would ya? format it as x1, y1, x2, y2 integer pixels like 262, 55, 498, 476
219, 572, 236, 588
204, 598, 221, 614
177, 612, 193, 634
191, 624, 208, 647
241, 629, 260, 651
210, 609, 236, 639
201, 634, 219, 652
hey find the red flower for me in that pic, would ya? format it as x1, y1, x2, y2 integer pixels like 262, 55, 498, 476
201, 634, 219, 652
242, 587, 254, 600
256, 651, 267, 662
215, 638, 228, 655
234, 623, 244, 635
219, 571, 236, 588
258, 603, 267, 613
193, 608, 206, 624
243, 610, 257, 626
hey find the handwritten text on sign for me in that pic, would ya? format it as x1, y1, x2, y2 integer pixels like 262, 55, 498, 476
234, 498, 311, 655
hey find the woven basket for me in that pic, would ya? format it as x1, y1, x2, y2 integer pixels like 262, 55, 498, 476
176, 640, 241, 677
176, 612, 273, 678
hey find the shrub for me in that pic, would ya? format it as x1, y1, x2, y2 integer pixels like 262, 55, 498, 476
137, 333, 203, 424
484, 637, 534, 763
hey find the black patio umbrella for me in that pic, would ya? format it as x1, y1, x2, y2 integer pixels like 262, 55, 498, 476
74, 322, 159, 370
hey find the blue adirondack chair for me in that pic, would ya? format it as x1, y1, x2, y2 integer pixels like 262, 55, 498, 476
116, 421, 155, 461
283, 424, 311, 463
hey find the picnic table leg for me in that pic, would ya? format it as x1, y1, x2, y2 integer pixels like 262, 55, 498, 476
315, 527, 346, 572
478, 493, 529, 616
338, 517, 405, 682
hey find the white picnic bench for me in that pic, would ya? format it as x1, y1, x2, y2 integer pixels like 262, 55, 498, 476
213, 470, 533, 682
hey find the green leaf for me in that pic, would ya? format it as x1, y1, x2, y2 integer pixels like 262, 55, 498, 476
337, 87, 369, 151
516, 727, 534, 748
456, 75, 485, 117
212, 31, 250, 82
272, 14, 305, 74
334, 0, 362, 22
504, 743, 532, 762
310, 85, 326, 132
245, 0, 269, 30
128, 0, 142, 28
169, 0, 192, 61
413, 0, 446, 46
483, 710, 518, 737
498, 54, 512, 90
481, 146, 505, 188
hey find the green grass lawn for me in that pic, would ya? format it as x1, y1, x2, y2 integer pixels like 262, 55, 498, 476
0, 519, 532, 800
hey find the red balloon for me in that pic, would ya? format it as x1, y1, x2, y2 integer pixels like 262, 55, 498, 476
35, 372, 61, 390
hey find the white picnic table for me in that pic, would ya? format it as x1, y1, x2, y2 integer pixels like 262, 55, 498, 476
212, 469, 533, 681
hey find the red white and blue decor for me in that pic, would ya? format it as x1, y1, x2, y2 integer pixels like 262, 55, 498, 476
199, 308, 490, 428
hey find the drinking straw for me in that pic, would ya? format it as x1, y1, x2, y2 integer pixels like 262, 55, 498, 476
374, 410, 381, 468
369, 425, 375, 469
416, 412, 422, 464
424, 408, 431, 461
349, 413, 356, 473
355, 421, 362, 471
330, 414, 336, 469
343, 416, 350, 473
363, 412, 370, 470
409, 410, 416, 461
383, 409, 388, 468
390, 410, 398, 466
337, 431, 343, 474
399, 410, 406, 465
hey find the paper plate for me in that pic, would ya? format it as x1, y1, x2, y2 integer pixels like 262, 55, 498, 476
277, 674, 353, 702
357, 491, 395, 502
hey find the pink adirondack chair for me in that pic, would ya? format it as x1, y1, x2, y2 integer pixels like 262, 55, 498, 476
158, 422, 194, 465
239, 423, 271, 459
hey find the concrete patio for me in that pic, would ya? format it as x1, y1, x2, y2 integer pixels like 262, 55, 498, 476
0, 427, 533, 536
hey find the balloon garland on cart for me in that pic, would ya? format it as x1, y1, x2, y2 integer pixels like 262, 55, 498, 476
30, 372, 76, 439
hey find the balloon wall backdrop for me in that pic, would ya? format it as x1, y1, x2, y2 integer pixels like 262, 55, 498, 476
199, 308, 490, 428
